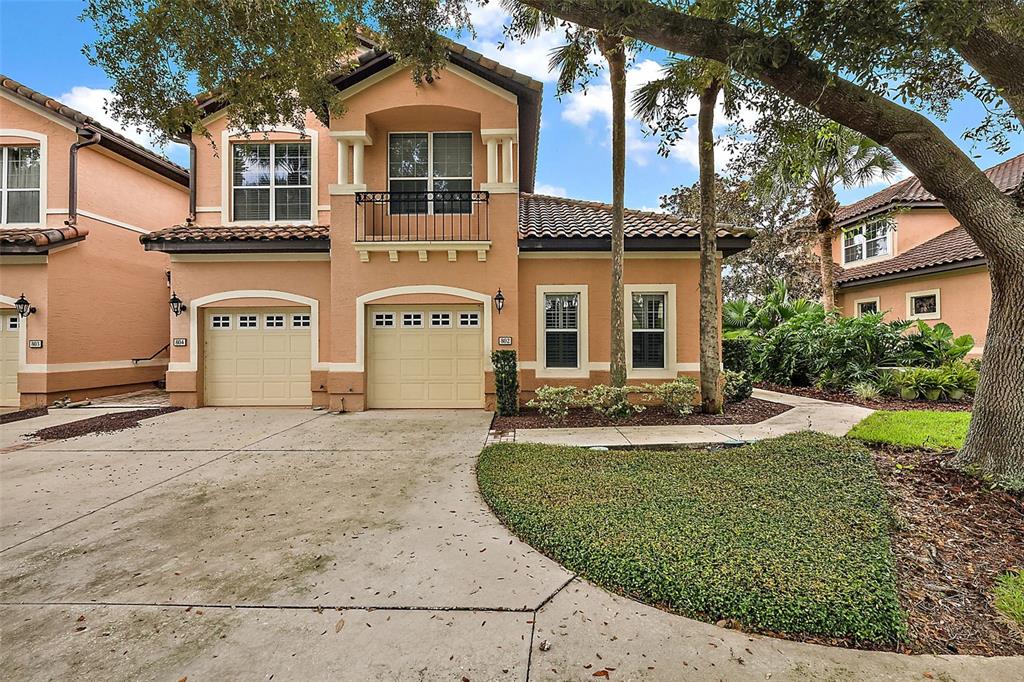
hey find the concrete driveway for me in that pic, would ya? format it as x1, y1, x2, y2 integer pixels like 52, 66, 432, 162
1, 409, 1020, 681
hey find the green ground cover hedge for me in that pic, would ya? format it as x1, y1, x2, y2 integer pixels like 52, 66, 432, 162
848, 410, 971, 450
479, 432, 906, 643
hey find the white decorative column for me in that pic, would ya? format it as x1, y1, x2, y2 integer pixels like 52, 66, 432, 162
352, 141, 365, 186
480, 129, 519, 193
502, 137, 514, 183
337, 139, 349, 184
486, 138, 498, 184
328, 131, 372, 195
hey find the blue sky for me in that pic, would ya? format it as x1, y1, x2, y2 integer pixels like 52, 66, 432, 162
2, 0, 1020, 210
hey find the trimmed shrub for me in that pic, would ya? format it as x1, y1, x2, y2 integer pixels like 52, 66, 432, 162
491, 350, 520, 416
526, 385, 581, 424
585, 384, 649, 421
723, 337, 755, 374
653, 377, 699, 416
723, 369, 753, 403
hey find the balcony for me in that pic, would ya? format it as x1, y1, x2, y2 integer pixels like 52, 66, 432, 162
355, 191, 489, 241
353, 191, 491, 263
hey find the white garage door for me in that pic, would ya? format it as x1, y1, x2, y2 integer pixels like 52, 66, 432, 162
204, 308, 312, 406
367, 304, 484, 408
1, 312, 19, 407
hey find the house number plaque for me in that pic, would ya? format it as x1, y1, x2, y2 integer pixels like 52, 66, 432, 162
173, 338, 188, 347
497, 336, 513, 346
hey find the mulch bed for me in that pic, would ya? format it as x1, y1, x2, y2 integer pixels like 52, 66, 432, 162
0, 406, 48, 425
492, 397, 790, 431
873, 446, 1024, 655
756, 382, 973, 412
30, 407, 182, 440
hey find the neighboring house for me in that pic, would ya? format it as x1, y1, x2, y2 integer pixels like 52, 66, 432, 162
141, 41, 752, 409
832, 152, 1023, 354
0, 76, 189, 407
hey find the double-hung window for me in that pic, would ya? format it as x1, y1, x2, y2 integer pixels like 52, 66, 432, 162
388, 132, 472, 215
232, 142, 311, 222
843, 219, 892, 264
544, 293, 579, 369
1, 146, 41, 224
631, 293, 666, 369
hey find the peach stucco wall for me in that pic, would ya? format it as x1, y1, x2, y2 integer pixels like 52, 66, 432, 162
831, 208, 961, 267
837, 265, 991, 351
193, 111, 334, 227
1, 94, 187, 405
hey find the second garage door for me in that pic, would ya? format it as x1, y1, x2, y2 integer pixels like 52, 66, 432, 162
204, 308, 312, 406
1, 312, 20, 407
367, 304, 484, 408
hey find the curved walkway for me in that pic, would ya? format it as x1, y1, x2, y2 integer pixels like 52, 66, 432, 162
0, 408, 1018, 680
506, 388, 875, 447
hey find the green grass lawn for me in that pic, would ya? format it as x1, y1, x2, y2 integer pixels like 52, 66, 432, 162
994, 570, 1024, 630
848, 410, 971, 450
478, 432, 906, 643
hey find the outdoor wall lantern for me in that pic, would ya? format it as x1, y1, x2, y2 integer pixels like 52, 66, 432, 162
169, 292, 187, 317
494, 288, 505, 314
14, 293, 35, 318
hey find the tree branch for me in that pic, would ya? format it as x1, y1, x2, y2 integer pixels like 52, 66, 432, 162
520, 0, 1023, 259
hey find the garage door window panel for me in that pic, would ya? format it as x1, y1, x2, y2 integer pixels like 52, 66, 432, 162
402, 312, 424, 328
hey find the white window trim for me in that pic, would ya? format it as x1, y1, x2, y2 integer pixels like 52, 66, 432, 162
220, 127, 319, 226
458, 311, 481, 328
373, 312, 396, 328
624, 284, 678, 379
387, 131, 473, 215
430, 311, 453, 328
209, 314, 232, 330
906, 288, 941, 321
841, 219, 897, 268
291, 313, 311, 328
401, 311, 424, 328
0, 130, 46, 227
237, 314, 259, 329
264, 313, 286, 329
535, 284, 589, 379
854, 296, 882, 317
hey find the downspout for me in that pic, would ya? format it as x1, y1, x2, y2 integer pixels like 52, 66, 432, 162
66, 128, 101, 227
171, 134, 197, 224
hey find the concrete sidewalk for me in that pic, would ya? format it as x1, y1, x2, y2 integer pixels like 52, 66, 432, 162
511, 388, 874, 447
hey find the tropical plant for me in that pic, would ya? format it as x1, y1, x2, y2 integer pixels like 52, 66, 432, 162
939, 361, 980, 399
723, 300, 755, 332
850, 382, 881, 401
873, 370, 900, 397
903, 322, 975, 368
722, 337, 755, 374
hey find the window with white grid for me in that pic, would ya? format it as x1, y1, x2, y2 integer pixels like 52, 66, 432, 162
1, 146, 41, 224
238, 315, 258, 328
458, 311, 480, 328
232, 142, 311, 222
430, 312, 452, 328
401, 312, 424, 328
291, 314, 310, 328
211, 315, 231, 329
373, 312, 395, 328
264, 314, 285, 328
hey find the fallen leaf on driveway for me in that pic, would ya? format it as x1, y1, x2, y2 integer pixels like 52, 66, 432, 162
593, 671, 609, 679
335, 618, 345, 633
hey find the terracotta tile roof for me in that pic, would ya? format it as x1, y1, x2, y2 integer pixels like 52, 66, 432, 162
518, 193, 752, 240
141, 224, 330, 243
835, 225, 984, 285
835, 153, 1024, 226
0, 75, 188, 186
0, 225, 88, 248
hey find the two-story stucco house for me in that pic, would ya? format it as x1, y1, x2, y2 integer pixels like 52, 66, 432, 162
832, 152, 1023, 355
141, 41, 751, 410
0, 77, 189, 407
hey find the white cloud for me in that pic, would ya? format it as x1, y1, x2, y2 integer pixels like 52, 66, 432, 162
534, 183, 567, 197
57, 86, 184, 158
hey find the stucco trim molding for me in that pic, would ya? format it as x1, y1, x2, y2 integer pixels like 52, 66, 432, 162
169, 289, 321, 372
332, 285, 494, 373
0, 128, 47, 227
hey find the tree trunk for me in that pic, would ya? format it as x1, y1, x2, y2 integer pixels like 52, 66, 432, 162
698, 80, 723, 414
599, 33, 628, 389
952, 249, 1024, 489
814, 192, 838, 312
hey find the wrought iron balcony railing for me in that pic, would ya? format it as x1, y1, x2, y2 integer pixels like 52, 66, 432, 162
354, 191, 489, 242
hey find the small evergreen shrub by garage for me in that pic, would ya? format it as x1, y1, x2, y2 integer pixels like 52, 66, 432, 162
723, 337, 755, 374
653, 377, 699, 416
526, 385, 581, 424
491, 350, 520, 416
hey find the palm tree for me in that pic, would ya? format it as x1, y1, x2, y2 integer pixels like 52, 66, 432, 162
753, 122, 900, 311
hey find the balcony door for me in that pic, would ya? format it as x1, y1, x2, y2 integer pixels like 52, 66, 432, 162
388, 132, 472, 215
